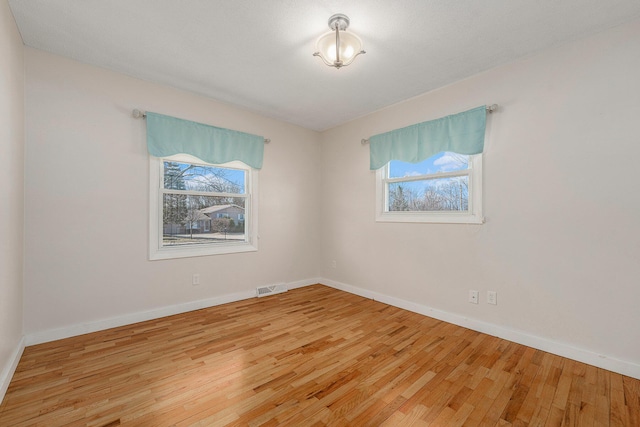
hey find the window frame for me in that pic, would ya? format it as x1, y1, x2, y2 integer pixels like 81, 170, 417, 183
375, 153, 483, 224
149, 154, 258, 260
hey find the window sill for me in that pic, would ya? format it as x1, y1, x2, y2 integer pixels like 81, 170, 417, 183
149, 241, 257, 260
376, 212, 484, 224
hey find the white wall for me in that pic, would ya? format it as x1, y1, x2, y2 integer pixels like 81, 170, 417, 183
0, 0, 25, 398
320, 19, 640, 373
23, 48, 321, 336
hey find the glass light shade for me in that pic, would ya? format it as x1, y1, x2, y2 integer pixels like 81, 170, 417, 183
315, 30, 364, 67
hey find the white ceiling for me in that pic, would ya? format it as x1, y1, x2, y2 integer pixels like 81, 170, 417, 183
9, 1, 640, 131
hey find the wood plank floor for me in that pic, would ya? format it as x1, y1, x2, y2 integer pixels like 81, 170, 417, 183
1, 285, 638, 426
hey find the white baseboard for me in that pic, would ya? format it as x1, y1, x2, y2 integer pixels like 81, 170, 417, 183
320, 278, 640, 380
289, 277, 322, 290
0, 336, 25, 405
25, 278, 321, 346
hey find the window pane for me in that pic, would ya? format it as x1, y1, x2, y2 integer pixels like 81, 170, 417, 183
163, 161, 245, 194
388, 152, 469, 178
162, 194, 246, 246
388, 176, 469, 212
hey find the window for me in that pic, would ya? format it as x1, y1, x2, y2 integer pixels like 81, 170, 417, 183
376, 151, 483, 224
149, 154, 258, 260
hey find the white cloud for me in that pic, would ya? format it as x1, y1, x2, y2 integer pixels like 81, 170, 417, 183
433, 152, 468, 172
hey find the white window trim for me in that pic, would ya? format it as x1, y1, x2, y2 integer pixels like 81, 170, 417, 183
149, 154, 258, 260
375, 154, 483, 224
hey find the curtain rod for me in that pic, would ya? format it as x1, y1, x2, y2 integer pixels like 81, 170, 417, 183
360, 104, 498, 145
132, 109, 271, 144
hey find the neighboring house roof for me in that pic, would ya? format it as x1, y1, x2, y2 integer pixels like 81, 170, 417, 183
199, 204, 245, 214
190, 211, 210, 221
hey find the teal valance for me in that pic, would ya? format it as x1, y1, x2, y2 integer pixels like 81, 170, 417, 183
146, 112, 264, 169
369, 106, 487, 170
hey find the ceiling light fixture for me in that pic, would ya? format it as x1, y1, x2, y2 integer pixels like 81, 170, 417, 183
313, 14, 365, 69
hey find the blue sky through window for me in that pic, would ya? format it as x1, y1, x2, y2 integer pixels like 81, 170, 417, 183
164, 161, 246, 193
388, 152, 469, 178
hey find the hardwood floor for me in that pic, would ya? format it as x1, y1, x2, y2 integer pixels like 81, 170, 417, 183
1, 285, 638, 426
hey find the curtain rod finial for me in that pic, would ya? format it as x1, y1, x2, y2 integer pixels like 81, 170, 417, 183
132, 109, 146, 119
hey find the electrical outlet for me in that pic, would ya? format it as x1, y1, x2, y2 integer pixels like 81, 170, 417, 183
192, 274, 200, 286
468, 290, 479, 304
487, 291, 497, 305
